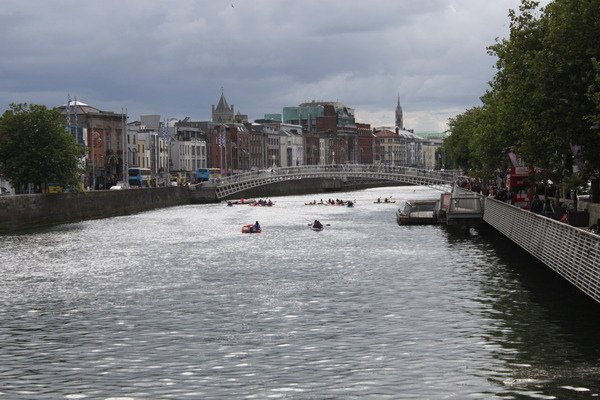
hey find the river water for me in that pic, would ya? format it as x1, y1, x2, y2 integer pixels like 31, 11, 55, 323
1, 186, 599, 399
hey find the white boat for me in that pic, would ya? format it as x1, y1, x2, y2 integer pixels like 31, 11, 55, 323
396, 200, 438, 225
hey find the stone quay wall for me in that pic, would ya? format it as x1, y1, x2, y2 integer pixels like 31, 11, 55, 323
0, 187, 191, 233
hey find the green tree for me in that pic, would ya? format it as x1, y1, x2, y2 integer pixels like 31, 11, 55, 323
0, 103, 85, 193
447, 0, 600, 190
445, 103, 516, 178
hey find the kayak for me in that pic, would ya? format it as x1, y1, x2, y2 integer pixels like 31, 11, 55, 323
310, 225, 324, 231
249, 201, 274, 206
229, 198, 255, 205
241, 224, 261, 234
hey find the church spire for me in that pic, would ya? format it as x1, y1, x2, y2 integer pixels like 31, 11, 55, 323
212, 88, 234, 123
395, 94, 404, 130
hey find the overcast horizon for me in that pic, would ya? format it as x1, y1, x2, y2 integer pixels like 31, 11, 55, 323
1, 0, 549, 132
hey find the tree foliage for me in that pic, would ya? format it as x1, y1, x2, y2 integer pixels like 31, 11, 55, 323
0, 103, 85, 192
445, 0, 600, 182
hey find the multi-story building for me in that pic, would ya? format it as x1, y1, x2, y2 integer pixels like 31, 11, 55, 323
126, 118, 168, 186
417, 131, 447, 170
125, 116, 206, 186
171, 122, 207, 182
283, 100, 358, 164
399, 129, 423, 168
375, 128, 402, 165
246, 121, 275, 170
278, 124, 304, 167
374, 127, 423, 167
356, 122, 374, 164
56, 100, 126, 189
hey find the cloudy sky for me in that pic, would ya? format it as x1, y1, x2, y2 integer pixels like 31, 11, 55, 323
1, 0, 548, 132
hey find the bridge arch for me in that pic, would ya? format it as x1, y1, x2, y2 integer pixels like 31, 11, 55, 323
199, 165, 457, 199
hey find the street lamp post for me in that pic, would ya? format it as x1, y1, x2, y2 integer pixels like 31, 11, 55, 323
91, 139, 95, 190
90, 130, 100, 190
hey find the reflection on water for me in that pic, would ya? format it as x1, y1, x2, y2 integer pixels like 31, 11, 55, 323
1, 186, 599, 399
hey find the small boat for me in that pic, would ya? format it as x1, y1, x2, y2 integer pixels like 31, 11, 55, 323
241, 224, 261, 234
396, 200, 438, 225
229, 198, 255, 205
249, 200, 274, 206
374, 198, 395, 204
308, 221, 325, 231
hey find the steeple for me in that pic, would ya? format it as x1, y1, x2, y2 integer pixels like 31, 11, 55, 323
212, 87, 234, 123
395, 94, 404, 130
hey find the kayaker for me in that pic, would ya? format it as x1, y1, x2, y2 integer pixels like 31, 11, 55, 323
253, 221, 261, 232
313, 220, 323, 229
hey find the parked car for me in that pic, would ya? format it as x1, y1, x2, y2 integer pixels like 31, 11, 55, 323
109, 181, 130, 190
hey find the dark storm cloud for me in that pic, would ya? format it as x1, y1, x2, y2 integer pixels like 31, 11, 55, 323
0, 0, 547, 131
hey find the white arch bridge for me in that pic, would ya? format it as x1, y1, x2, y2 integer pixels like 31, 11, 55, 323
199, 165, 459, 199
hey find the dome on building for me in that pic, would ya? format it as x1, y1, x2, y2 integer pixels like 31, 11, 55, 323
56, 100, 102, 114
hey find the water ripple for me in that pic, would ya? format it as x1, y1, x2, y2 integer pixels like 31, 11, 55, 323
1, 187, 600, 398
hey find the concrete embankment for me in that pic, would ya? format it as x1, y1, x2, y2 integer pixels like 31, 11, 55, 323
0, 187, 192, 233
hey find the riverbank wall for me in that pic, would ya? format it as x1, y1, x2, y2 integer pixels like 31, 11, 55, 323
0, 187, 191, 233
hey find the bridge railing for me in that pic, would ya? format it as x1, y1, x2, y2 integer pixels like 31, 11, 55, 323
484, 196, 600, 304
210, 164, 459, 186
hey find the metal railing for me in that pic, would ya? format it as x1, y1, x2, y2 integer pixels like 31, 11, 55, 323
202, 164, 458, 199
484, 197, 600, 304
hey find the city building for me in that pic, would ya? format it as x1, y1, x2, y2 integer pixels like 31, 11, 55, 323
171, 119, 207, 183
246, 121, 274, 170
356, 122, 375, 164
56, 100, 126, 189
283, 100, 358, 164
278, 124, 304, 167
374, 127, 424, 167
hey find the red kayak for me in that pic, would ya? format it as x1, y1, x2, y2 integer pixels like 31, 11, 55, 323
241, 224, 261, 234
